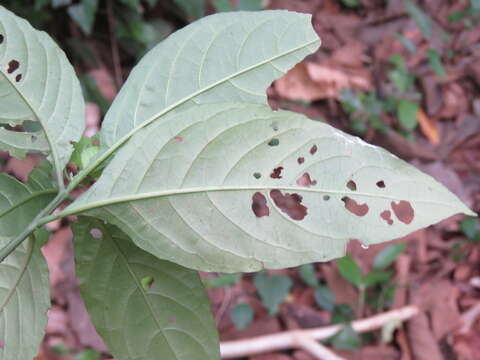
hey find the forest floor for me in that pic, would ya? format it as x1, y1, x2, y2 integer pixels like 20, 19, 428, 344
1, 0, 479, 359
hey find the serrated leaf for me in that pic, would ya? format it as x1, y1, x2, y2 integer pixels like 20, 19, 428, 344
66, 102, 473, 273
373, 243, 406, 270
99, 10, 320, 148
72, 218, 220, 360
0, 6, 85, 178
0, 166, 54, 360
253, 272, 292, 315
230, 303, 253, 329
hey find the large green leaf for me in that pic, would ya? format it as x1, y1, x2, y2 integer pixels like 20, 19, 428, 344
73, 218, 220, 360
0, 165, 53, 360
66, 103, 474, 273
0, 6, 85, 177
99, 10, 320, 148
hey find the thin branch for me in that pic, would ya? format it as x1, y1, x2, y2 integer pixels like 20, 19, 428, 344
293, 333, 345, 360
220, 305, 420, 359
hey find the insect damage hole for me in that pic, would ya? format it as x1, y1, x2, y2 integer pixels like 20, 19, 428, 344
297, 157, 304, 164
268, 138, 279, 146
270, 190, 307, 221
0, 34, 4, 44
141, 276, 155, 290
252, 192, 269, 218
90, 228, 103, 239
391, 201, 414, 224
376, 180, 386, 188
296, 173, 317, 187
270, 166, 283, 179
31, 135, 37, 143
346, 180, 357, 191
380, 210, 394, 225
15, 74, 22, 82
253, 172, 261, 179
174, 136, 184, 142
323, 195, 330, 201
310, 144, 317, 155
7, 60, 19, 74
342, 197, 369, 216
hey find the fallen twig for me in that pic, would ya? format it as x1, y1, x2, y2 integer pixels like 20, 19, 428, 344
220, 305, 419, 359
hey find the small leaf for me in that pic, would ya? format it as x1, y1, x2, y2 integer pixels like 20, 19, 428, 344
373, 243, 406, 270
73, 218, 220, 360
314, 285, 336, 312
426, 49, 446, 79
363, 270, 392, 287
397, 99, 419, 130
213, 0, 234, 12
337, 255, 363, 288
173, 0, 205, 19
341, 0, 360, 7
460, 217, 480, 242
299, 263, 318, 287
70, 136, 99, 170
331, 304, 355, 324
329, 325, 361, 350
206, 273, 241, 288
67, 0, 98, 35
253, 272, 292, 316
230, 303, 254, 329
405, 0, 432, 39
394, 34, 417, 53
76, 349, 102, 360
237, 0, 264, 11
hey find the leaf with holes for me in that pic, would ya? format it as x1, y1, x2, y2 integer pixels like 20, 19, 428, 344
72, 218, 220, 360
66, 102, 474, 272
98, 10, 320, 148
0, 6, 85, 180
0, 164, 53, 360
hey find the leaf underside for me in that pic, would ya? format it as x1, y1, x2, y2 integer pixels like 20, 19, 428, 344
73, 218, 220, 360
0, 165, 53, 360
100, 10, 320, 148
0, 6, 84, 171
69, 103, 474, 273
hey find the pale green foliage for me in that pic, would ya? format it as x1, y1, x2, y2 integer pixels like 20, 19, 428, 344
0, 6, 475, 360
99, 10, 320, 147
68, 102, 472, 272
0, 165, 53, 360
73, 218, 220, 360
0, 6, 85, 180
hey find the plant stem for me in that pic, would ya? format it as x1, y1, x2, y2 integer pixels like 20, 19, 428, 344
0, 191, 65, 263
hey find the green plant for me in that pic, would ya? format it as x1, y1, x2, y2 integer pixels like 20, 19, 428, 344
451, 216, 480, 262
337, 243, 406, 316
0, 6, 475, 360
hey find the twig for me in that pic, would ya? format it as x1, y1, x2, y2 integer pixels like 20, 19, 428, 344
293, 333, 345, 360
220, 305, 419, 359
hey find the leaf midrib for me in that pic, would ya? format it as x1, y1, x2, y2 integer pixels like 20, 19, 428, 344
103, 37, 320, 149
62, 185, 460, 218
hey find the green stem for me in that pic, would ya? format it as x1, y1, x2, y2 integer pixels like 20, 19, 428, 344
0, 191, 65, 263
